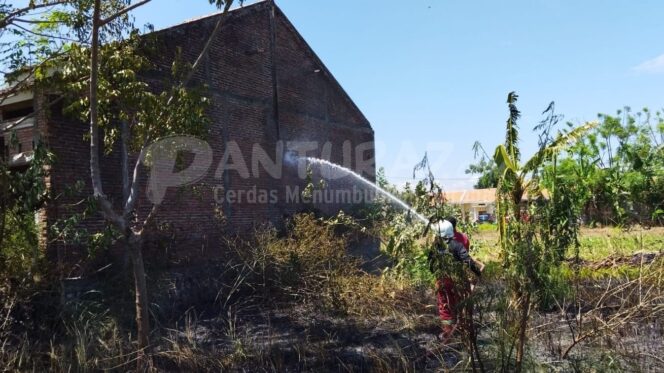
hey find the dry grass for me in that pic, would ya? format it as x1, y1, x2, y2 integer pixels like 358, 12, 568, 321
1, 217, 662, 371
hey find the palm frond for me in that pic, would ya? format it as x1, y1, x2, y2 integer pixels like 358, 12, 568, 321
521, 121, 598, 174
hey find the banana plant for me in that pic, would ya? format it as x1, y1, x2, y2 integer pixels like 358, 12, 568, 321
491, 92, 597, 372
493, 93, 597, 250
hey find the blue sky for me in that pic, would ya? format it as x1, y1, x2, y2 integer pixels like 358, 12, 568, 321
136, 0, 664, 189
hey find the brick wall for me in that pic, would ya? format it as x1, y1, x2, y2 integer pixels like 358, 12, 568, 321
273, 5, 374, 216
2, 126, 34, 157
44, 1, 375, 275
1, 94, 37, 160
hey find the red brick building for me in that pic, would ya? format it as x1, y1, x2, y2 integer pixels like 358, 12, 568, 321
1, 1, 374, 274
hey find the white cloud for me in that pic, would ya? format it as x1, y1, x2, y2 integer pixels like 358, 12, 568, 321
633, 54, 664, 74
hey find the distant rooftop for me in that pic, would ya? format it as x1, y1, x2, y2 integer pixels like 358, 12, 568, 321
443, 188, 497, 205
443, 188, 548, 204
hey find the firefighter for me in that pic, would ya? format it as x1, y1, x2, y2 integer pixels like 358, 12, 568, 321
429, 220, 484, 343
446, 215, 470, 250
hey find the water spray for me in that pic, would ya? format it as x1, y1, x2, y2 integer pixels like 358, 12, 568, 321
303, 157, 428, 224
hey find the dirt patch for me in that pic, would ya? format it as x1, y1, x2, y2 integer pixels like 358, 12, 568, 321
152, 302, 471, 371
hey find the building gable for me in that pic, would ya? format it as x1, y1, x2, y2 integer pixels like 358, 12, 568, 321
272, 4, 371, 132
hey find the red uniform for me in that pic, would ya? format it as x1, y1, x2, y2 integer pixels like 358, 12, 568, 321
454, 231, 470, 250
436, 277, 458, 324
436, 232, 473, 324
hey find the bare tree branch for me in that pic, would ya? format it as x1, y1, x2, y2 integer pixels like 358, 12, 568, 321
123, 141, 147, 216
11, 22, 86, 44
182, 0, 234, 86
121, 121, 130, 202
12, 18, 66, 25
0, 1, 66, 29
139, 204, 158, 235
88, 0, 110, 222
99, 0, 152, 27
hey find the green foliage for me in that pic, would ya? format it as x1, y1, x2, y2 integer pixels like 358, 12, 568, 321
1, 0, 137, 83
51, 33, 210, 154
375, 154, 473, 285
491, 92, 592, 371
380, 212, 431, 284
473, 99, 664, 227
505, 91, 521, 164
466, 155, 499, 188
0, 207, 40, 277
0, 141, 53, 276
542, 107, 664, 225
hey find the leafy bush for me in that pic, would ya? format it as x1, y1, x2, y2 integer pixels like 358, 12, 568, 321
379, 211, 432, 284
0, 143, 52, 277
0, 209, 41, 278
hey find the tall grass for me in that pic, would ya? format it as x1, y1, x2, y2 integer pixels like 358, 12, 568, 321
1, 214, 662, 371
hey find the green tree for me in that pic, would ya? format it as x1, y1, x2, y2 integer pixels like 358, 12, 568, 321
1, 1, 76, 105
1, 1, 79, 271
68, 0, 239, 363
546, 107, 664, 225
492, 92, 596, 372
1, 0, 240, 365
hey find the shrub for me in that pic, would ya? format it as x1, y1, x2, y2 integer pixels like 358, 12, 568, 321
234, 213, 354, 312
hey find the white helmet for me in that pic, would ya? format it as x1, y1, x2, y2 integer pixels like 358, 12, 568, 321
433, 220, 454, 239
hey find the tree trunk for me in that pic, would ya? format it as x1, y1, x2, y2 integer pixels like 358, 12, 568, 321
462, 285, 485, 373
0, 137, 5, 253
89, 0, 103, 197
128, 233, 150, 367
514, 292, 531, 372
0, 183, 6, 259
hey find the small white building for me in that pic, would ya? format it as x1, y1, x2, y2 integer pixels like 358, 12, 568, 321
443, 188, 497, 222
443, 188, 549, 222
